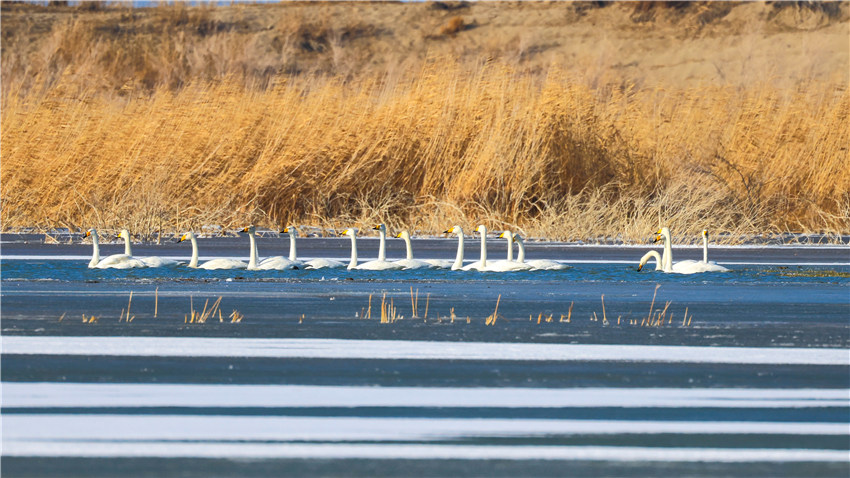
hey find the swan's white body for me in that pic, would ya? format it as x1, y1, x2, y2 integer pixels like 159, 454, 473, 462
283, 226, 343, 269
461, 225, 489, 271
178, 232, 247, 270
394, 231, 435, 270
118, 229, 181, 267
637, 250, 663, 272
512, 234, 568, 270
256, 227, 303, 270
655, 227, 729, 274
354, 225, 404, 271
489, 231, 532, 272
85, 229, 146, 269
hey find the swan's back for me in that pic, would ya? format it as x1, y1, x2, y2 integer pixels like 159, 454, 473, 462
199, 258, 248, 270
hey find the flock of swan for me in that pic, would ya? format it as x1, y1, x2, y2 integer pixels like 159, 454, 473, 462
84, 225, 729, 274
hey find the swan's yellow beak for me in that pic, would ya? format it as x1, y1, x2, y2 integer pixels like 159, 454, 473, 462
84, 230, 91, 238
498, 232, 505, 238
653, 234, 662, 243
703, 230, 708, 238
373, 225, 381, 230
442, 227, 453, 234
338, 229, 348, 236
281, 227, 289, 233
241, 227, 250, 233
395, 232, 402, 238
637, 264, 644, 272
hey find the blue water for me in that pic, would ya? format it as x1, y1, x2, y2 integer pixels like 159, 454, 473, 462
2, 246, 848, 477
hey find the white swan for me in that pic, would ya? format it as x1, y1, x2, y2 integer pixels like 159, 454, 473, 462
85, 229, 146, 269
511, 233, 568, 270
177, 231, 247, 270
117, 229, 181, 267
700, 229, 730, 272
443, 225, 467, 271
393, 230, 436, 270
654, 227, 729, 274
353, 224, 404, 271
254, 227, 299, 271
637, 250, 663, 272
241, 226, 261, 270
488, 231, 533, 271
282, 226, 344, 269
461, 225, 489, 271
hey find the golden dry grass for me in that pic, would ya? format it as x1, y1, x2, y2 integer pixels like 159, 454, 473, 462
1, 2, 848, 241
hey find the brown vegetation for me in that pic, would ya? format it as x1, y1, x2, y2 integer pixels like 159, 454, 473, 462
1, 2, 848, 241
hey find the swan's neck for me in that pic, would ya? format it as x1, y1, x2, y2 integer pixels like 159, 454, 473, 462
247, 232, 258, 269
122, 233, 133, 257
662, 231, 673, 272
288, 232, 297, 261
515, 237, 526, 263
505, 233, 513, 261
89, 232, 100, 267
189, 235, 199, 268
348, 233, 358, 269
403, 236, 413, 261
378, 229, 386, 261
453, 233, 464, 270
702, 235, 708, 263
640, 251, 662, 271
479, 230, 487, 266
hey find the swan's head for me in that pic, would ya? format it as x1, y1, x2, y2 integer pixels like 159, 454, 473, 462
475, 225, 487, 235
339, 228, 358, 237
118, 229, 131, 240
241, 226, 256, 234
373, 224, 386, 233
654, 227, 670, 243
702, 229, 708, 238
84, 229, 95, 238
498, 230, 512, 239
281, 226, 297, 236
177, 232, 194, 243
442, 226, 463, 235
512, 232, 523, 241
395, 230, 410, 240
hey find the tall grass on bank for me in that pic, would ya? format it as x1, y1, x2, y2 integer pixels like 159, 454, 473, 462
2, 58, 848, 241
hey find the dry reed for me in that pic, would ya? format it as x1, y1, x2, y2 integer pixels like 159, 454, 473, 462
2, 3, 847, 240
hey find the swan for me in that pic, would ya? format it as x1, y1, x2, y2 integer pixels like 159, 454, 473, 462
352, 224, 404, 271
393, 230, 451, 269
488, 231, 533, 271
84, 229, 146, 269
700, 229, 730, 272
511, 233, 568, 270
654, 227, 729, 274
177, 231, 247, 270
443, 225, 467, 271
241, 226, 261, 270
637, 250, 663, 272
253, 227, 301, 270
282, 226, 344, 269
117, 229, 181, 267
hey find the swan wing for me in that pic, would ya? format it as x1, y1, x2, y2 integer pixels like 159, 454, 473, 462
356, 260, 405, 271
199, 259, 248, 270
461, 261, 487, 271
394, 259, 432, 270
526, 259, 569, 271
423, 259, 452, 269
257, 256, 299, 270
95, 255, 147, 269
138, 256, 182, 267
305, 258, 345, 269
486, 260, 533, 272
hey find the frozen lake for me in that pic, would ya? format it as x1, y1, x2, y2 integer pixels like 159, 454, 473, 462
1, 235, 848, 477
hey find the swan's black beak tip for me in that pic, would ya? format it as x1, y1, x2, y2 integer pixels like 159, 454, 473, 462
637, 265, 643, 272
